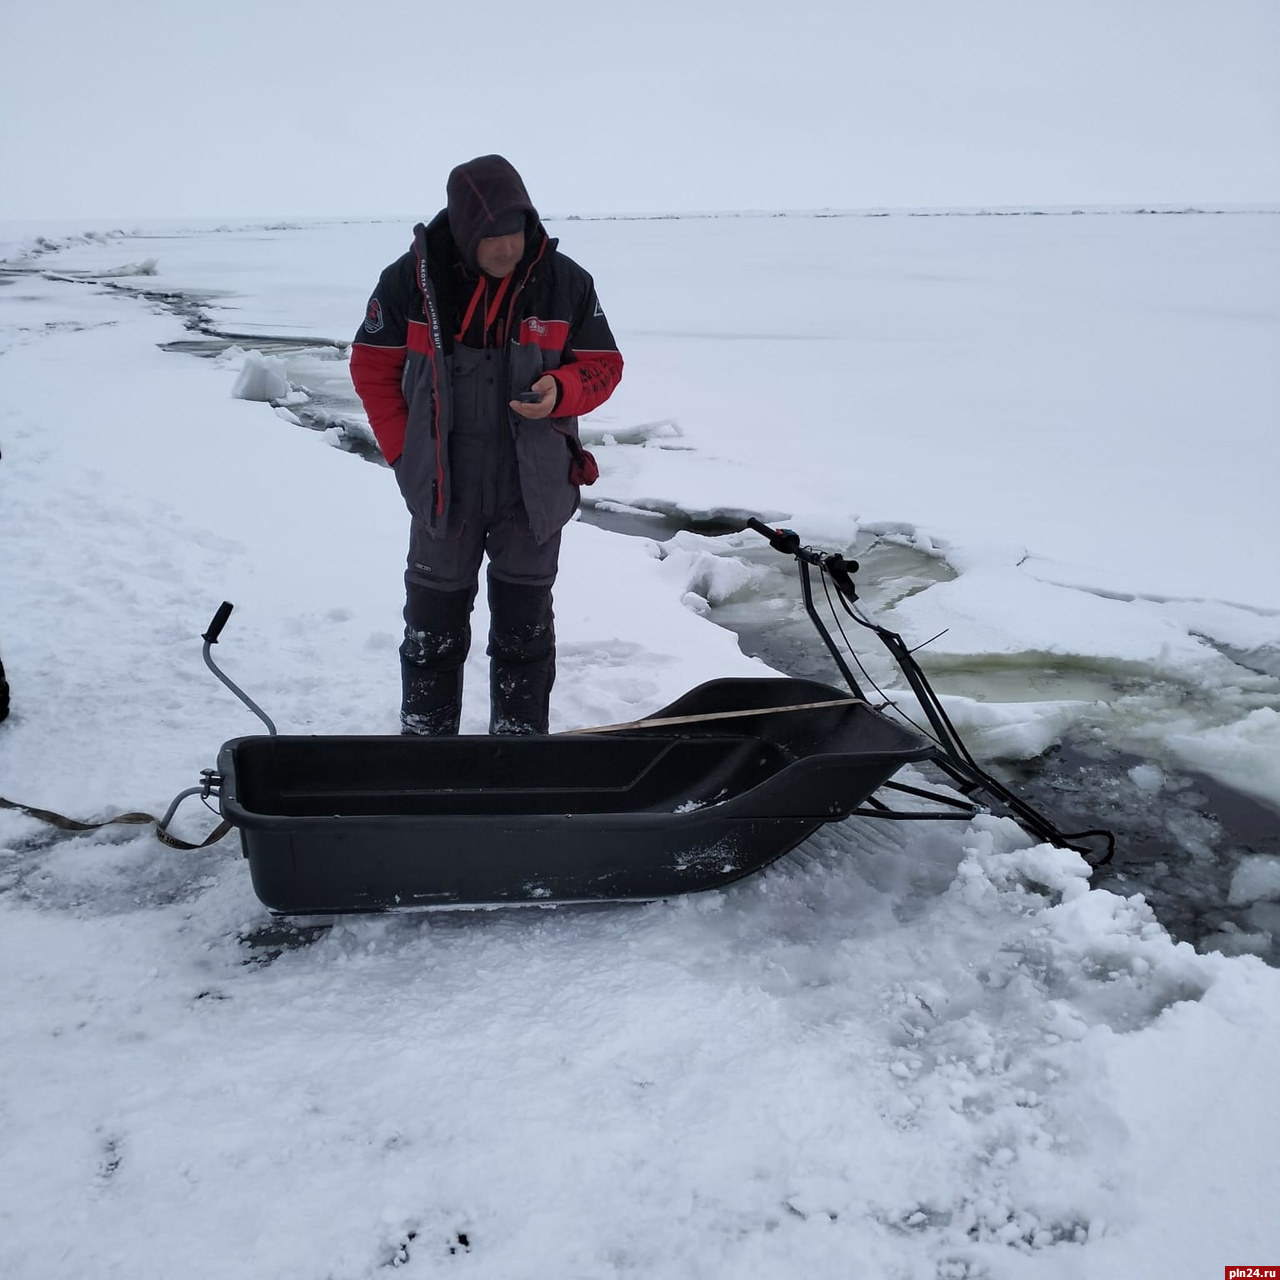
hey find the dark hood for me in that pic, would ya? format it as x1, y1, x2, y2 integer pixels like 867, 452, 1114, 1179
445, 155, 538, 272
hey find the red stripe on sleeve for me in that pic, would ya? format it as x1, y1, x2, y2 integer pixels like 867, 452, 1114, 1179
350, 342, 409, 464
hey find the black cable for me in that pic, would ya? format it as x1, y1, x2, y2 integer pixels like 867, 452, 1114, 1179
833, 577, 1010, 792
818, 569, 939, 745
826, 570, 974, 764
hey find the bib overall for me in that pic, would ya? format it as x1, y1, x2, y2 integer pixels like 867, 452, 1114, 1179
399, 343, 559, 735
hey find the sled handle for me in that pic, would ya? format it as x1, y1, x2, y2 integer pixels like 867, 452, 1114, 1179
200, 602, 278, 736
202, 601, 234, 645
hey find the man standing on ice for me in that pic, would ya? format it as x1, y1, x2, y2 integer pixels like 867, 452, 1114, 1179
350, 155, 623, 735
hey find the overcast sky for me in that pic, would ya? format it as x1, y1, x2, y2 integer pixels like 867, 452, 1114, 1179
2, 0, 1278, 222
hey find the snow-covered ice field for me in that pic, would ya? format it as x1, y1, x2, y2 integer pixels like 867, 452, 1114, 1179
2, 211, 1279, 1278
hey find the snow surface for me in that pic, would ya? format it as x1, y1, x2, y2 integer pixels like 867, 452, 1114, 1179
2, 215, 1279, 1278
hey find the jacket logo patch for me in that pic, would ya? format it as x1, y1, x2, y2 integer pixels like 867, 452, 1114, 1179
364, 296, 385, 334
593, 299, 605, 318
518, 316, 569, 352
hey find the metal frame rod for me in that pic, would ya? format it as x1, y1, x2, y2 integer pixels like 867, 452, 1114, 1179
199, 602, 277, 736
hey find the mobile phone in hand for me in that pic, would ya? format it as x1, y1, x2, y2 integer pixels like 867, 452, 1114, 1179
513, 390, 543, 404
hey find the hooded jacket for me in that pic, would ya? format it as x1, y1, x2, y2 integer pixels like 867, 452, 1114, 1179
350, 156, 624, 544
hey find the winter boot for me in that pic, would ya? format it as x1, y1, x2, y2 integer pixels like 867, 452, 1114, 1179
487, 577, 555, 735
400, 586, 474, 736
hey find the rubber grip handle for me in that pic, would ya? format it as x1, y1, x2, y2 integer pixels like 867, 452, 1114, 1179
202, 601, 234, 645
746, 518, 800, 555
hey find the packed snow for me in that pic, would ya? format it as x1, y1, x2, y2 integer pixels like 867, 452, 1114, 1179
1, 211, 1279, 1279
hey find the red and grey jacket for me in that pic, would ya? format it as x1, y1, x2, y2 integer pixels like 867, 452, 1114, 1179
349, 212, 623, 544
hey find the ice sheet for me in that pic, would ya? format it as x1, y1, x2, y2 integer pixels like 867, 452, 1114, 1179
2, 216, 1280, 1280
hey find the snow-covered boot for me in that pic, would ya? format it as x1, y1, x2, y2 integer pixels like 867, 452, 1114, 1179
487, 578, 555, 735
400, 587, 473, 736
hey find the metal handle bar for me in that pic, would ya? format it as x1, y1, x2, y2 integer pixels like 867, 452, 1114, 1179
201, 602, 277, 736
746, 518, 859, 580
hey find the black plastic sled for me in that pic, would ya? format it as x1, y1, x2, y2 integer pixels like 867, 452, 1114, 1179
218, 676, 935, 914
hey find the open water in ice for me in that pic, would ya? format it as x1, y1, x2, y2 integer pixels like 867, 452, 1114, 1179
676, 527, 1280, 965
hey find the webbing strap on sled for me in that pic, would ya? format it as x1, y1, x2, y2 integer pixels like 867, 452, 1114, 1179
0, 794, 231, 851
562, 696, 869, 736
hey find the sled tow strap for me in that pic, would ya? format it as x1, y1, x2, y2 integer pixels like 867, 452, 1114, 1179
0, 794, 231, 851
